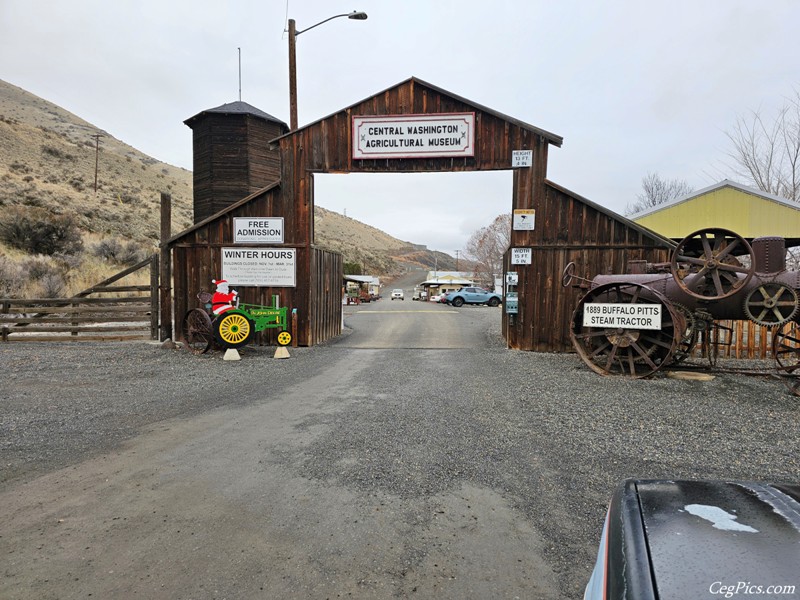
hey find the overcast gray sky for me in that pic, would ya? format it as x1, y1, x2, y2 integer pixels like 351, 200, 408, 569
1, 1, 798, 254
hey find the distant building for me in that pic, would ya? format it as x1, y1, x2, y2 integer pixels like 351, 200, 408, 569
419, 271, 474, 299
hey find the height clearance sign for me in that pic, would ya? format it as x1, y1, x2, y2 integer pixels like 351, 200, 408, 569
352, 113, 475, 159
583, 303, 662, 330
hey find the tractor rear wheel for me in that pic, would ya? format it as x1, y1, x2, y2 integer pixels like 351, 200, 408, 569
214, 312, 254, 349
570, 282, 682, 378
182, 309, 213, 354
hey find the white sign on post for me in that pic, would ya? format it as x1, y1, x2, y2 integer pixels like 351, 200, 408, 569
582, 303, 662, 330
513, 209, 535, 230
352, 113, 475, 159
512, 150, 533, 168
221, 247, 296, 287
511, 248, 532, 265
233, 217, 284, 244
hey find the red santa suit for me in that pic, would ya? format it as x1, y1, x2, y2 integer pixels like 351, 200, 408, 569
211, 279, 238, 315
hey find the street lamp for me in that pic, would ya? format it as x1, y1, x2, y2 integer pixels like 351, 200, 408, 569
288, 10, 367, 131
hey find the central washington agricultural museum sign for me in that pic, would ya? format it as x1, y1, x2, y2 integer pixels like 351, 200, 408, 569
352, 113, 475, 159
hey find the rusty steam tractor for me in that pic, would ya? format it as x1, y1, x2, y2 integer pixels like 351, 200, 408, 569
563, 228, 800, 395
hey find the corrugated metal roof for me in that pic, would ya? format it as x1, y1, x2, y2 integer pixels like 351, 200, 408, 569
630, 179, 800, 219
630, 179, 800, 243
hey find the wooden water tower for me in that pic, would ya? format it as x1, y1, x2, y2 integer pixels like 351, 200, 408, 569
184, 101, 288, 223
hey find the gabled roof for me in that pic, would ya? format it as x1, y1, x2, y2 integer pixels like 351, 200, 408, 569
630, 179, 799, 219
184, 101, 288, 128
271, 76, 563, 147
163, 181, 281, 246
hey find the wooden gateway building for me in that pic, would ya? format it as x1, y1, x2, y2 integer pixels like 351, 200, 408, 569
164, 77, 675, 351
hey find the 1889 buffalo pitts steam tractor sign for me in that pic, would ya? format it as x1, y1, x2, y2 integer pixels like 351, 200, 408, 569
563, 228, 800, 395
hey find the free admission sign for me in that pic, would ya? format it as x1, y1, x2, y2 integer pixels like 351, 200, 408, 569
352, 113, 475, 159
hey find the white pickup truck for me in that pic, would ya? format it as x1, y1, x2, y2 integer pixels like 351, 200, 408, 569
391, 289, 404, 301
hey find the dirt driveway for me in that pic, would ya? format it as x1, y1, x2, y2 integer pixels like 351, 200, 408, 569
2, 308, 798, 599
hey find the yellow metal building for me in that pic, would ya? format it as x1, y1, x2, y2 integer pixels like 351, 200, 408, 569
631, 180, 800, 244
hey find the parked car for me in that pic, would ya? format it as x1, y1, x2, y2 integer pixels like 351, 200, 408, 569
584, 479, 800, 600
445, 287, 501, 307
391, 289, 404, 301
429, 294, 442, 303
438, 292, 450, 304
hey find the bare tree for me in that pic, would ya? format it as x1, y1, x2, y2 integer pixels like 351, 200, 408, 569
725, 89, 800, 201
625, 173, 694, 215
465, 213, 510, 288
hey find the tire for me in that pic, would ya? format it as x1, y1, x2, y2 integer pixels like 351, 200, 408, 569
181, 308, 213, 354
277, 331, 292, 346
451, 297, 464, 307
487, 297, 500, 307
214, 312, 254, 349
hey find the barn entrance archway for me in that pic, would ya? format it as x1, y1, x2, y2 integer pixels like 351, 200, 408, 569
272, 76, 562, 350
169, 76, 675, 352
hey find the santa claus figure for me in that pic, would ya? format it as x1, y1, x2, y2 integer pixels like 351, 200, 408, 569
211, 279, 238, 315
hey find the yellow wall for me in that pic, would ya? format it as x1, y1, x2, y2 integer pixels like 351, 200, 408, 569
633, 186, 800, 239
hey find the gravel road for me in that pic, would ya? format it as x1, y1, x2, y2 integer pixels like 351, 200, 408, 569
1, 309, 799, 599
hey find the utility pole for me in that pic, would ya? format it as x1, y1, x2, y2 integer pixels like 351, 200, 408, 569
91, 133, 103, 194
454, 250, 460, 271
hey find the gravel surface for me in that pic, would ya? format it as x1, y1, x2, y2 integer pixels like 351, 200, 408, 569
2, 312, 799, 598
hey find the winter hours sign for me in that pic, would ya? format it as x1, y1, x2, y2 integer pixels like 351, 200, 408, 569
221, 248, 296, 287
582, 303, 662, 330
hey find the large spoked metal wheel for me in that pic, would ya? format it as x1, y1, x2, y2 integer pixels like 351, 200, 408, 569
772, 321, 800, 396
570, 282, 683, 378
670, 228, 755, 300
744, 283, 799, 327
214, 311, 254, 349
182, 308, 213, 355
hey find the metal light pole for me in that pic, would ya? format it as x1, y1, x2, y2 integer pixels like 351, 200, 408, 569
288, 10, 367, 131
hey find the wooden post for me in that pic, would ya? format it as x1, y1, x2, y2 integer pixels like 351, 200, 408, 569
159, 193, 172, 341
150, 254, 160, 340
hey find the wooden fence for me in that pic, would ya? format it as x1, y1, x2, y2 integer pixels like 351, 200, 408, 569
694, 319, 788, 360
0, 255, 158, 343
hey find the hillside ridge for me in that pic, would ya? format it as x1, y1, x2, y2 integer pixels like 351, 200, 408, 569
0, 79, 456, 284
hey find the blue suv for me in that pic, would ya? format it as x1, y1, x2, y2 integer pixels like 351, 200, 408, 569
445, 287, 502, 307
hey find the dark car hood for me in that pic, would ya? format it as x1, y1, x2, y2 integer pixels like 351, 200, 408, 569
636, 480, 800, 599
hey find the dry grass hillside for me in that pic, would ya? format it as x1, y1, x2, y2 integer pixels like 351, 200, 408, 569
0, 79, 455, 297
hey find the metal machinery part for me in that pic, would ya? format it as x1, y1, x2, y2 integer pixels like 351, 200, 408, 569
671, 303, 698, 363
566, 227, 800, 395
570, 282, 683, 378
772, 322, 800, 396
743, 283, 799, 327
670, 228, 755, 300
181, 308, 213, 354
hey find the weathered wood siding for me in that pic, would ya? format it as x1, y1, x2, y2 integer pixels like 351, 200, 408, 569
503, 181, 674, 352
169, 184, 342, 347
190, 114, 285, 223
